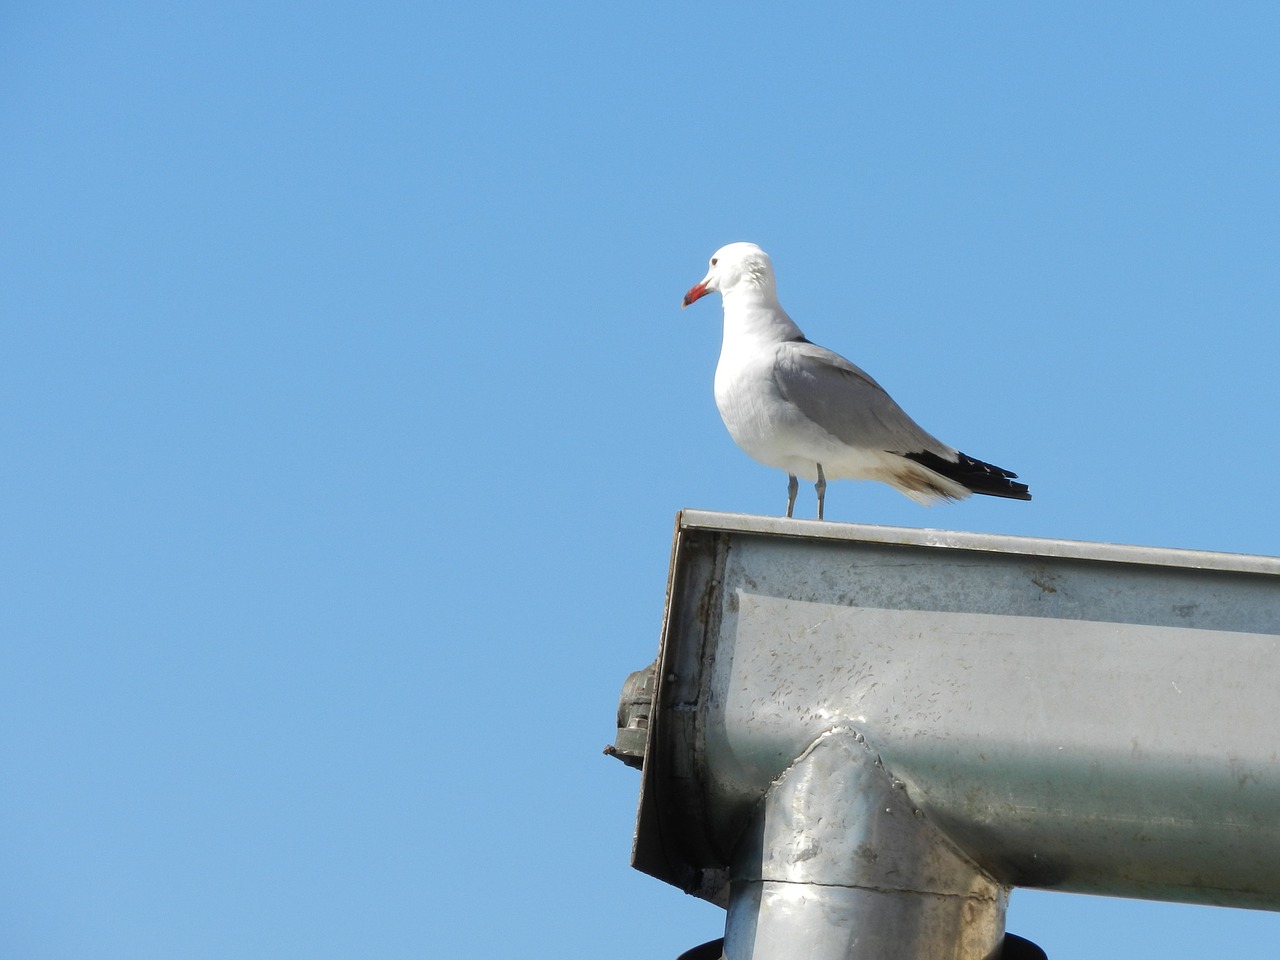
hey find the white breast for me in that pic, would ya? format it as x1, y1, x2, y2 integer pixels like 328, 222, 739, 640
714, 339, 827, 482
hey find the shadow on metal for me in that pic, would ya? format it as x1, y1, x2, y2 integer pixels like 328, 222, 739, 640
676, 938, 724, 960
674, 933, 1045, 960
999, 934, 1048, 960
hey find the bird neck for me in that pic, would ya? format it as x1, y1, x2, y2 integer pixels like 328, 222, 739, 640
721, 286, 804, 343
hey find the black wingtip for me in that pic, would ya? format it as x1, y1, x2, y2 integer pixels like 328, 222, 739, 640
903, 450, 1032, 501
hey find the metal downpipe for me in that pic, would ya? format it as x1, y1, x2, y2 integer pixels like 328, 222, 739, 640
724, 726, 1008, 960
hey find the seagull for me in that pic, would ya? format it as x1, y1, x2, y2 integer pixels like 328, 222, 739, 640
682, 242, 1031, 519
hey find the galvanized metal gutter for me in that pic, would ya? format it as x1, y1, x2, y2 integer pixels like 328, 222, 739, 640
622, 511, 1280, 959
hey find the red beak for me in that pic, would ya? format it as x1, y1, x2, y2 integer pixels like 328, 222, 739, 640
682, 282, 709, 308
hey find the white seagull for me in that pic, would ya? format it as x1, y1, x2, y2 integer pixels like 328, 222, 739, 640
682, 242, 1031, 519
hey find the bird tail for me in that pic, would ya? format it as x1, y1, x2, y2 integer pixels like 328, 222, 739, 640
902, 450, 1032, 501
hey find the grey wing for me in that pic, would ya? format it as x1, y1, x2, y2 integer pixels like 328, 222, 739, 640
773, 340, 955, 456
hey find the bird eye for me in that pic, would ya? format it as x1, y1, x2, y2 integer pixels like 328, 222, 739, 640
710, 258, 718, 266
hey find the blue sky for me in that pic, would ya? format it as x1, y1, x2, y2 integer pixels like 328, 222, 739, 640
3, 2, 1279, 957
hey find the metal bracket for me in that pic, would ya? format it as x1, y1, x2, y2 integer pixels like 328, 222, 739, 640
604, 660, 657, 769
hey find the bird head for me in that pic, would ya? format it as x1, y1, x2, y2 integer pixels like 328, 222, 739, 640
682, 242, 775, 307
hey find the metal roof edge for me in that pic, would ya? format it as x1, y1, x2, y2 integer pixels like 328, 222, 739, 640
675, 509, 1280, 577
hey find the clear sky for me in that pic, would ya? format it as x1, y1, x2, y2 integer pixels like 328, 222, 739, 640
3, 2, 1279, 958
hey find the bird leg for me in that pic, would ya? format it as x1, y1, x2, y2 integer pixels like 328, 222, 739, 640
786, 474, 798, 518
815, 464, 827, 520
